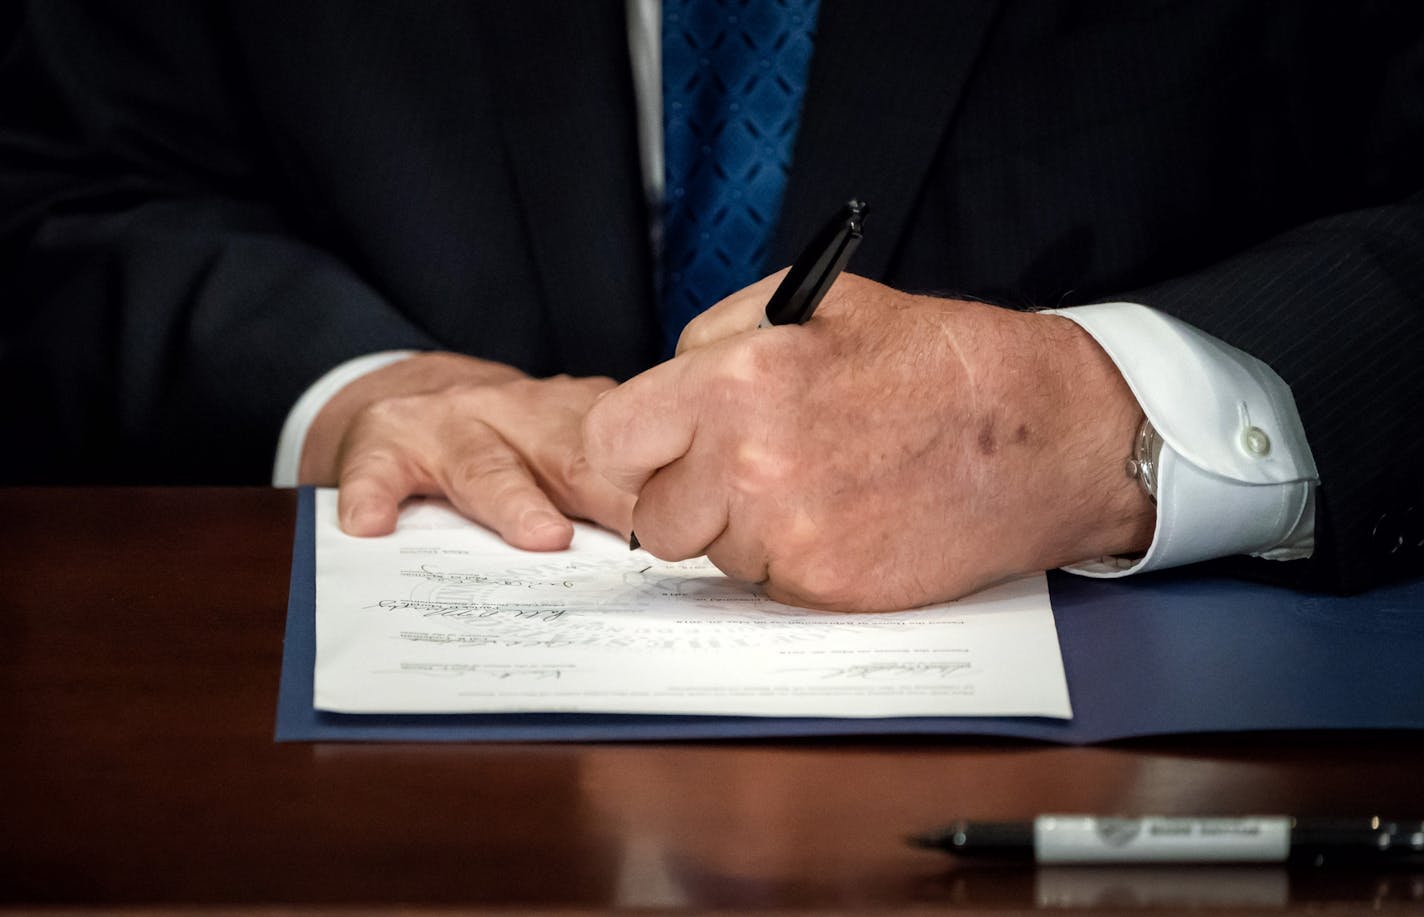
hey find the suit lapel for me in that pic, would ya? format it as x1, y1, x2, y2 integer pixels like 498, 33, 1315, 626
480, 1, 660, 379
771, 0, 1003, 279
478, 0, 1002, 372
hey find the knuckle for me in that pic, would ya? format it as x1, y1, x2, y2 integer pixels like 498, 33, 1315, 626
345, 446, 399, 471
359, 395, 418, 428
580, 403, 622, 465
705, 546, 765, 585
580, 375, 618, 395
776, 550, 862, 610
453, 445, 523, 492
498, 378, 542, 403
691, 338, 780, 424
579, 421, 607, 469
556, 448, 592, 490
339, 446, 408, 486
715, 334, 779, 387
678, 317, 715, 352
457, 467, 536, 514
445, 382, 497, 412
501, 376, 568, 410
727, 440, 794, 494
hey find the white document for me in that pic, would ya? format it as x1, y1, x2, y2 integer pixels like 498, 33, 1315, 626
314, 489, 1072, 718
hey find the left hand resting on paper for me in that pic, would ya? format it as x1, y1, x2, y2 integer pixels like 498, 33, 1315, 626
302, 353, 634, 549
582, 273, 1155, 611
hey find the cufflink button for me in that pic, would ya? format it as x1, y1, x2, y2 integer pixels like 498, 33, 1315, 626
1241, 426, 1271, 457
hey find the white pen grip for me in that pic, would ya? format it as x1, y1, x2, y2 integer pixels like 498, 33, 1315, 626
1034, 816, 1291, 864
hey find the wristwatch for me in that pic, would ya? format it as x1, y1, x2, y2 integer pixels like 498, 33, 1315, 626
1125, 417, 1164, 505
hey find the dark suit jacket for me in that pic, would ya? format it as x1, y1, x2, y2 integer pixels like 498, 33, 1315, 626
1, 0, 1421, 591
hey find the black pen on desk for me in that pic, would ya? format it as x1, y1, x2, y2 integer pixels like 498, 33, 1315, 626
909, 815, 1424, 866
629, 200, 868, 552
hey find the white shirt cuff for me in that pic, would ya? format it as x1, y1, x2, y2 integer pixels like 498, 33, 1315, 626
1044, 303, 1319, 578
270, 350, 417, 487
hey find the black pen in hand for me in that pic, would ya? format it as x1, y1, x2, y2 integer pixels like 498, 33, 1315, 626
760, 198, 868, 326
629, 199, 869, 551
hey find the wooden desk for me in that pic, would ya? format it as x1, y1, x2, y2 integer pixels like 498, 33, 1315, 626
2, 487, 1421, 912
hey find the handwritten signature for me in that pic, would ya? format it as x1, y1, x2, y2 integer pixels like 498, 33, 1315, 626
371, 599, 567, 622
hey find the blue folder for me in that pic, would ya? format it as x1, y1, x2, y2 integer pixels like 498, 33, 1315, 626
275, 488, 1424, 742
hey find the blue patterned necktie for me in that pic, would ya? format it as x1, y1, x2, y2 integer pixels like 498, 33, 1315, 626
661, 0, 819, 354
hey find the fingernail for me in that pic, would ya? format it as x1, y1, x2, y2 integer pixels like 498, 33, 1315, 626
344, 501, 384, 533
523, 509, 567, 534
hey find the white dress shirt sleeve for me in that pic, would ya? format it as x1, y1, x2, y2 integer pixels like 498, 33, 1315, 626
270, 350, 418, 487
1044, 302, 1319, 578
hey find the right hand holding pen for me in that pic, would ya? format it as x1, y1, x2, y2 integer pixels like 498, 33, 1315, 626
583, 273, 1155, 611
300, 352, 634, 549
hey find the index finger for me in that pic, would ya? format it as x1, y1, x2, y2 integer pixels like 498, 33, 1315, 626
582, 355, 703, 495
675, 268, 789, 355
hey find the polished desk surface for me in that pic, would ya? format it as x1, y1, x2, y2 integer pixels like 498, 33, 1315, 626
2, 486, 1422, 913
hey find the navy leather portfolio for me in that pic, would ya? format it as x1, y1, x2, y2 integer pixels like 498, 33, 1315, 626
276, 488, 1424, 742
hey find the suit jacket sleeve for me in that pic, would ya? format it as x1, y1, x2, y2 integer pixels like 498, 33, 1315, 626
1121, 4, 1424, 592
1125, 190, 1424, 593
0, 2, 439, 483
1107, 0, 1424, 592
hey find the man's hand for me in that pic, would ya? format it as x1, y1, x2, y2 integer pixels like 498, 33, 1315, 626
300, 352, 634, 548
583, 274, 1155, 611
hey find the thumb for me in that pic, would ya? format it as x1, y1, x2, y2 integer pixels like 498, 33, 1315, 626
675, 268, 789, 355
